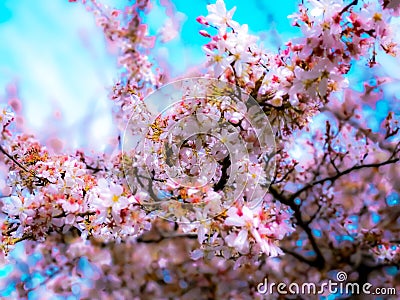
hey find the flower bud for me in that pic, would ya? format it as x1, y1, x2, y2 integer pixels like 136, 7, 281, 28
196, 16, 209, 25
199, 30, 211, 37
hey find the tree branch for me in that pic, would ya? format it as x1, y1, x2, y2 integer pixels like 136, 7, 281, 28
289, 157, 399, 201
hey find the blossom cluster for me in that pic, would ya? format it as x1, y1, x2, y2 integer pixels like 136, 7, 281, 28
198, 0, 399, 135
0, 132, 151, 254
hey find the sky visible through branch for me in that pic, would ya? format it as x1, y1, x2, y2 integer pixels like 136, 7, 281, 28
0, 0, 300, 152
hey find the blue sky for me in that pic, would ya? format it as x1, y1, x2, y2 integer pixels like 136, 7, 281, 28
0, 0, 124, 151
144, 0, 300, 73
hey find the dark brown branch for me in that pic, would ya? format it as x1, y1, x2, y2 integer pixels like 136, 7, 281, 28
339, 0, 358, 15
289, 157, 399, 201
137, 232, 197, 243
0, 145, 54, 186
269, 186, 325, 269
213, 155, 231, 191
281, 247, 317, 267
0, 145, 31, 175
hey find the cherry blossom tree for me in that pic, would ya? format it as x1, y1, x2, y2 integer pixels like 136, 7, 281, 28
0, 0, 399, 299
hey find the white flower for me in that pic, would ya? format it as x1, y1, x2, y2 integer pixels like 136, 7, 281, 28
308, 0, 342, 18
3, 195, 35, 222
0, 107, 14, 127
374, 244, 396, 261
203, 191, 223, 215
223, 110, 243, 125
205, 0, 239, 32
252, 227, 284, 257
269, 90, 284, 107
224, 205, 284, 256
230, 47, 254, 77
197, 224, 208, 244
227, 24, 258, 50
224, 206, 255, 252
225, 206, 257, 227
90, 178, 130, 225
219, 127, 239, 145
63, 160, 86, 188
61, 199, 80, 213
204, 41, 234, 77
225, 230, 249, 254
